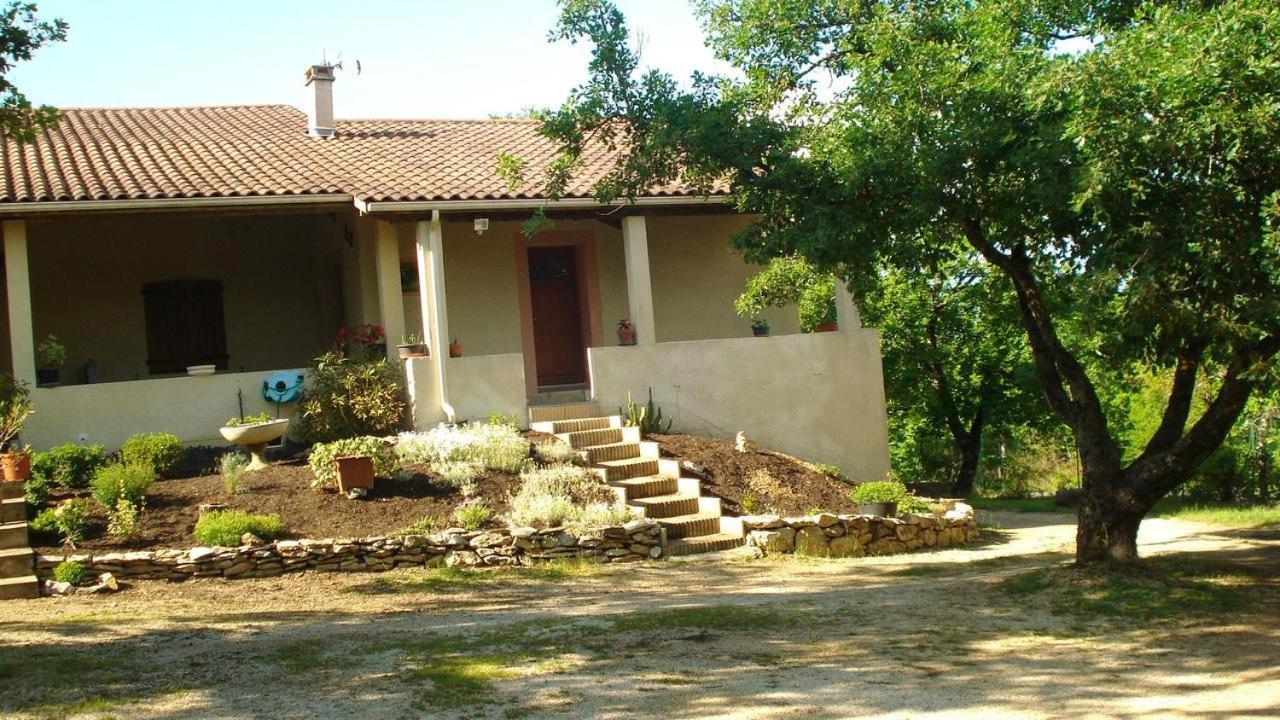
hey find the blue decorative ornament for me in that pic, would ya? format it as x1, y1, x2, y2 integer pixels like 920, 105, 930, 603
262, 371, 304, 404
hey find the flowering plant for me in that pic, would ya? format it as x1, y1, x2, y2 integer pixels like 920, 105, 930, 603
335, 324, 386, 349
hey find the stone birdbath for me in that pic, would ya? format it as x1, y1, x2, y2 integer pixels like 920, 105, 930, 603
218, 418, 289, 470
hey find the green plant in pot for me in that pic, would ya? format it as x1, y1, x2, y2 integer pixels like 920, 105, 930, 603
735, 256, 839, 334
750, 318, 771, 337
397, 332, 429, 360
36, 334, 65, 387
0, 374, 34, 481
849, 479, 907, 517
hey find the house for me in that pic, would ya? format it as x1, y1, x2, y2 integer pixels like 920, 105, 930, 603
0, 65, 890, 480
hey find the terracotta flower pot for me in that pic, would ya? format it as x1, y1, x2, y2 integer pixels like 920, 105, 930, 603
334, 455, 375, 494
816, 321, 838, 332
449, 340, 463, 358
1, 451, 31, 482
397, 343, 429, 359
617, 326, 637, 346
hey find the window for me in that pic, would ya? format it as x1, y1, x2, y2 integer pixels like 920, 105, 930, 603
141, 279, 228, 374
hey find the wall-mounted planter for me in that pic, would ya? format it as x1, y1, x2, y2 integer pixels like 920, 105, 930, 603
858, 501, 898, 517
397, 343, 429, 359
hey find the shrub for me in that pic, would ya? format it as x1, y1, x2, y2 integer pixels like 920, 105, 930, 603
52, 560, 86, 585
297, 350, 408, 442
0, 373, 33, 450
453, 499, 493, 530
397, 423, 530, 473
308, 436, 397, 489
507, 463, 632, 529
119, 432, 183, 477
194, 510, 286, 547
487, 411, 519, 429
107, 497, 140, 538
816, 464, 847, 482
220, 452, 250, 495
91, 463, 155, 511
24, 472, 53, 509
533, 440, 580, 466
32, 443, 108, 490
434, 459, 484, 492
741, 490, 762, 514
391, 514, 446, 537
897, 494, 933, 515
850, 480, 908, 504
36, 499, 91, 547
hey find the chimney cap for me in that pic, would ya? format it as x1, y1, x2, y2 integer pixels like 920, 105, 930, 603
305, 64, 336, 85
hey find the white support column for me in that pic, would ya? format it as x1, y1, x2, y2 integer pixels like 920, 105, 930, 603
621, 215, 657, 345
3, 220, 35, 385
374, 220, 406, 359
835, 281, 862, 330
416, 212, 454, 420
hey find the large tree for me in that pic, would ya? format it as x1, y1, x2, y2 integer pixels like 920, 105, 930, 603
513, 0, 1280, 563
0, 2, 64, 142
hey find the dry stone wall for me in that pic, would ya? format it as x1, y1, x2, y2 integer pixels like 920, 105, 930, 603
34, 519, 665, 582
741, 507, 978, 557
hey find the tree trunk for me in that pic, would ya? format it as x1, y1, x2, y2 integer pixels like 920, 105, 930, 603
951, 435, 982, 497
1075, 483, 1144, 564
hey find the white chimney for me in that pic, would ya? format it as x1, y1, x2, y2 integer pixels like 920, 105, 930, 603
304, 64, 336, 137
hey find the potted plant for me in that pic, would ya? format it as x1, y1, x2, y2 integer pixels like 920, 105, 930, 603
336, 324, 387, 359
333, 455, 374, 494
849, 479, 908, 517
617, 319, 637, 346
449, 338, 463, 358
36, 334, 66, 387
397, 332, 429, 359
0, 374, 34, 481
751, 318, 771, 337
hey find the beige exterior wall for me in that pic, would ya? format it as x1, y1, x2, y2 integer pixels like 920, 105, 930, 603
589, 329, 891, 480
23, 213, 345, 384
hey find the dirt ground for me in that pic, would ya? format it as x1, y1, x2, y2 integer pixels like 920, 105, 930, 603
34, 462, 517, 550
3, 511, 1277, 719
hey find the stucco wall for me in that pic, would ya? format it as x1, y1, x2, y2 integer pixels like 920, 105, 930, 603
446, 353, 528, 423
588, 330, 891, 481
22, 213, 345, 383
24, 370, 301, 450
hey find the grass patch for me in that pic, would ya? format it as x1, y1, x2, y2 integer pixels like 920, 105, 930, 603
353, 559, 610, 594
967, 497, 1068, 513
997, 555, 1261, 624
1153, 502, 1280, 529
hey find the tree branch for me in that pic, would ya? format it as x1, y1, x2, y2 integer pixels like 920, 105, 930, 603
1137, 341, 1204, 460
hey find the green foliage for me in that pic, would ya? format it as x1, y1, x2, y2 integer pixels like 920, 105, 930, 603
36, 334, 65, 367
106, 497, 139, 539
815, 464, 845, 482
308, 436, 397, 489
32, 442, 107, 491
533, 440, 580, 466
507, 463, 632, 529
220, 452, 250, 495
0, 373, 33, 450
896, 495, 933, 515
52, 560, 85, 586
619, 388, 671, 434
33, 499, 90, 547
224, 412, 272, 427
486, 411, 519, 430
0, 3, 66, 143
734, 257, 836, 332
23, 470, 52, 508
193, 510, 286, 547
434, 460, 484, 496
850, 480, 908, 504
452, 500, 493, 530
118, 432, 183, 477
397, 423, 531, 474
90, 463, 154, 512
297, 350, 408, 443
740, 490, 761, 514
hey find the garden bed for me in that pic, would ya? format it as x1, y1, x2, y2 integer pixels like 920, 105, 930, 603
650, 433, 860, 515
33, 460, 517, 551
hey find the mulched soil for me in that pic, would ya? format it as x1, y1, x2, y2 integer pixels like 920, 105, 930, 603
649, 433, 859, 515
33, 460, 517, 552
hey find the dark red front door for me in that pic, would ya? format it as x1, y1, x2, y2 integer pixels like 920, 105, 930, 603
528, 245, 587, 387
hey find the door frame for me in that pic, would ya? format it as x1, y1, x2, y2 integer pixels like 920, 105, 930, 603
514, 230, 603, 395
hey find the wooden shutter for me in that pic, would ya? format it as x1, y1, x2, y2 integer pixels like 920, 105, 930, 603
142, 280, 228, 374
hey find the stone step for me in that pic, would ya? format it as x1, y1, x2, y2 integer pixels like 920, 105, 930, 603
0, 521, 28, 550
0, 547, 33, 578
668, 533, 747, 557
629, 492, 701, 519
580, 441, 640, 464
591, 457, 660, 483
527, 402, 601, 425
558, 426, 623, 448
1, 497, 24, 524
0, 575, 39, 600
531, 415, 620, 435
0, 480, 22, 501
608, 475, 678, 502
658, 512, 723, 539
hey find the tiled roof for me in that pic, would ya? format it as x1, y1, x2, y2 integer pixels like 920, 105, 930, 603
0, 105, 698, 205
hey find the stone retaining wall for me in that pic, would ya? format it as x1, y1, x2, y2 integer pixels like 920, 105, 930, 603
741, 508, 978, 557
34, 519, 666, 582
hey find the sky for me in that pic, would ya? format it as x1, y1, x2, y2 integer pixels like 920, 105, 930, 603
8, 0, 729, 119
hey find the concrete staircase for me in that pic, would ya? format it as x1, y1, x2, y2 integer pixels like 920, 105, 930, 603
0, 479, 38, 600
529, 402, 744, 556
